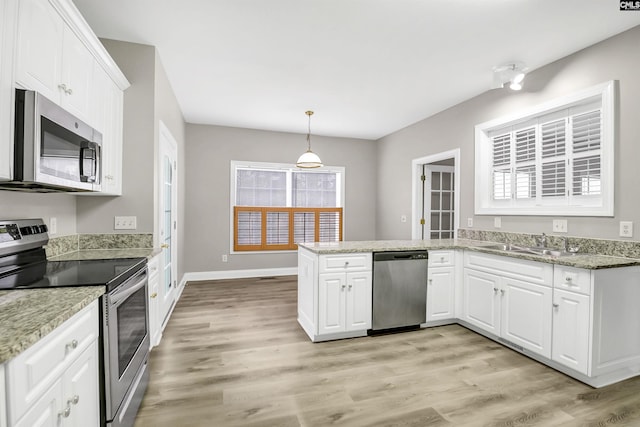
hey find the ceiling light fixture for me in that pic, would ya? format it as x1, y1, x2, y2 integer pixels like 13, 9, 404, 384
296, 110, 323, 168
492, 63, 527, 91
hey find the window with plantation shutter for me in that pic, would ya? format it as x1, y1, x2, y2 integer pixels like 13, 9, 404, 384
475, 81, 615, 216
231, 161, 345, 251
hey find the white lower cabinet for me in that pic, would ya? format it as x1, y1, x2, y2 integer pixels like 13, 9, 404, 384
147, 254, 162, 348
426, 250, 455, 323
15, 342, 98, 427
6, 300, 99, 427
551, 288, 590, 374
298, 247, 372, 342
463, 251, 553, 358
318, 271, 372, 335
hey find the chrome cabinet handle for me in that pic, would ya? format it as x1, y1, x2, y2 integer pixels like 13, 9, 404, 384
69, 395, 80, 405
341, 284, 346, 290
493, 287, 499, 293
66, 339, 78, 351
348, 284, 352, 290
105, 175, 114, 180
553, 303, 559, 308
58, 405, 71, 418
500, 289, 505, 295
440, 256, 444, 262
344, 261, 350, 267
565, 276, 572, 282
66, 87, 73, 95
428, 279, 433, 285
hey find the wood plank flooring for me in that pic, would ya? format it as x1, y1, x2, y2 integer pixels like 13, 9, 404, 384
134, 276, 640, 427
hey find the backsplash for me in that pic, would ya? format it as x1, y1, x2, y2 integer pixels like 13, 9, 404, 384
45, 233, 153, 257
457, 229, 640, 259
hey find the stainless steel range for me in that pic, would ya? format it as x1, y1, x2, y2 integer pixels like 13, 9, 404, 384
0, 218, 150, 427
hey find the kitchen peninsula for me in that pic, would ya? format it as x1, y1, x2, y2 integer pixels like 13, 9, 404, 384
297, 238, 640, 388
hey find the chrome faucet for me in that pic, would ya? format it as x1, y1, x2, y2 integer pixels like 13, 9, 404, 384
535, 233, 547, 248
562, 237, 570, 252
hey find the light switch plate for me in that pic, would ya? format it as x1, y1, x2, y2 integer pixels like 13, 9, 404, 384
49, 217, 57, 235
620, 221, 633, 238
467, 218, 473, 227
114, 216, 137, 230
494, 217, 501, 228
552, 219, 568, 233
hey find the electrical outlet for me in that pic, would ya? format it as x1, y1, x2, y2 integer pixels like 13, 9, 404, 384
494, 217, 501, 228
620, 221, 633, 238
552, 219, 568, 233
49, 217, 57, 235
467, 218, 473, 227
401, 215, 407, 223
114, 216, 137, 230
222, 254, 228, 262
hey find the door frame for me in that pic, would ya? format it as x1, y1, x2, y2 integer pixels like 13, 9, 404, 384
411, 148, 460, 239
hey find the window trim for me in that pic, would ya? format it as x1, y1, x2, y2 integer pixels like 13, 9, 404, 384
229, 160, 346, 254
474, 80, 615, 216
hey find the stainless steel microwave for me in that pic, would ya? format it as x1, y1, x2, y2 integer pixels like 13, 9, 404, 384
0, 89, 102, 192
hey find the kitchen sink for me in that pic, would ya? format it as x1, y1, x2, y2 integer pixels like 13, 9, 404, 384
482, 243, 576, 257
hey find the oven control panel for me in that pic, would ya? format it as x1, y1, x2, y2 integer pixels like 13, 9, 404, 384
0, 219, 49, 256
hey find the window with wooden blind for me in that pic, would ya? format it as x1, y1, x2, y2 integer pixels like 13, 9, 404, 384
476, 80, 615, 216
231, 161, 345, 252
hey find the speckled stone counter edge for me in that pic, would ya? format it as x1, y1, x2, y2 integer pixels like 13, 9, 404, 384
0, 286, 104, 364
46, 233, 153, 257
298, 238, 640, 270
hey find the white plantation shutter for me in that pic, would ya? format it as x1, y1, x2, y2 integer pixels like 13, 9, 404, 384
318, 211, 341, 242
572, 110, 601, 153
294, 212, 315, 243
541, 119, 566, 158
573, 156, 601, 196
492, 133, 511, 200
266, 211, 289, 246
514, 128, 536, 199
541, 161, 566, 197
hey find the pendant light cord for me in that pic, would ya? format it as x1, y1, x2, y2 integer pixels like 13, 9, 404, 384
306, 111, 313, 151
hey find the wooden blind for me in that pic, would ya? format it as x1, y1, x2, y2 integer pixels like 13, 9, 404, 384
234, 207, 343, 251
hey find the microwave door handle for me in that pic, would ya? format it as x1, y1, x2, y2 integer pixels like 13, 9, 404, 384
79, 143, 97, 183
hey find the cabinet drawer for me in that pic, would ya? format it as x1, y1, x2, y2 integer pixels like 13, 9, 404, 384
428, 250, 454, 267
554, 265, 591, 295
464, 250, 552, 286
7, 300, 99, 424
319, 253, 372, 273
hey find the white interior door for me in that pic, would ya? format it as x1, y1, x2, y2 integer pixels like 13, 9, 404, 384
158, 121, 178, 326
422, 165, 455, 240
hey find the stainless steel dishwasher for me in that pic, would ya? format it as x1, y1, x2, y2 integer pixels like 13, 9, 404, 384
371, 251, 428, 332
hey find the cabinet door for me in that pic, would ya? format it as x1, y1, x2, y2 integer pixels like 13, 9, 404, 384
15, 0, 63, 100
60, 27, 94, 123
345, 271, 372, 331
63, 342, 99, 427
552, 289, 590, 375
427, 266, 455, 322
501, 278, 552, 358
463, 268, 500, 335
14, 380, 63, 427
318, 273, 346, 335
98, 68, 123, 195
148, 255, 161, 348
0, 0, 16, 180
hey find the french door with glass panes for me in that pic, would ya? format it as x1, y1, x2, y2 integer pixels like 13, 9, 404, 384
422, 165, 455, 240
158, 122, 178, 325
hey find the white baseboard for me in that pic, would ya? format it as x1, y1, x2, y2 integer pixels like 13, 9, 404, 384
182, 267, 297, 283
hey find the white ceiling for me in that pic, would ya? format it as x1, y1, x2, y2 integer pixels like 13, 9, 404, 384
73, 0, 640, 140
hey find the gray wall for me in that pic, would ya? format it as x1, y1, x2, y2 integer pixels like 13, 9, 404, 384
0, 192, 76, 236
376, 25, 640, 241
184, 124, 377, 273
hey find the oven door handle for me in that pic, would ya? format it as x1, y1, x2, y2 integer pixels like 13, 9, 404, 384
110, 273, 147, 307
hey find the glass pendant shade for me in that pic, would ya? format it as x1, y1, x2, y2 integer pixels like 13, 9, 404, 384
296, 110, 323, 168
296, 149, 323, 168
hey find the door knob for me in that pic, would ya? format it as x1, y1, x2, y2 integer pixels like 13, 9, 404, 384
161, 243, 169, 249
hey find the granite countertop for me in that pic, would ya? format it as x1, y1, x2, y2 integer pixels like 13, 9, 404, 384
0, 286, 104, 364
298, 239, 640, 270
48, 247, 161, 261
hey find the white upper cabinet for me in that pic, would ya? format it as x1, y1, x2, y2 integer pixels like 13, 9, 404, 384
0, 0, 17, 181
14, 0, 64, 102
15, 0, 93, 124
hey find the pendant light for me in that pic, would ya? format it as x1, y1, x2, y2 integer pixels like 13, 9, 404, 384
296, 110, 323, 168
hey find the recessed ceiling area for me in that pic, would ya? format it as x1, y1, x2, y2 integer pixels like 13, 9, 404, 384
72, 0, 640, 140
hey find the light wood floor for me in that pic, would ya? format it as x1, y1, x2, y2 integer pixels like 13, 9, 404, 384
134, 276, 640, 427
